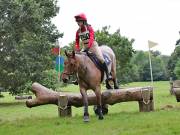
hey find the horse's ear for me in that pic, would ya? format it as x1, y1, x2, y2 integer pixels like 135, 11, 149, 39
65, 50, 68, 57
72, 50, 75, 58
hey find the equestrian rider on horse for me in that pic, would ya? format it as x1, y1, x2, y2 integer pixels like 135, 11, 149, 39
74, 13, 112, 82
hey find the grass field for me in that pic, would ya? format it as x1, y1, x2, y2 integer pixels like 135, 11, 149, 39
1, 81, 180, 135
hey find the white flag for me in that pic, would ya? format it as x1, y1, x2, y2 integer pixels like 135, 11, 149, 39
148, 40, 158, 49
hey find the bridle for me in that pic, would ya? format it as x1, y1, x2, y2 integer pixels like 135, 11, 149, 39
62, 71, 75, 76
62, 62, 77, 77
62, 52, 87, 79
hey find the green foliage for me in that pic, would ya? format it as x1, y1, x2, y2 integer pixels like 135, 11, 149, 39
95, 26, 135, 83
39, 69, 59, 90
131, 51, 169, 81
0, 0, 62, 95
131, 51, 149, 81
174, 59, 180, 79
167, 46, 180, 79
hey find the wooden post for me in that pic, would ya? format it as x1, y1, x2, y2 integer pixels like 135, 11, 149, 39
58, 95, 72, 117
169, 77, 174, 95
138, 87, 154, 112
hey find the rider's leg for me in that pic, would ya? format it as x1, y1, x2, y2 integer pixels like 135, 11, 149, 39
89, 41, 112, 81
102, 62, 112, 80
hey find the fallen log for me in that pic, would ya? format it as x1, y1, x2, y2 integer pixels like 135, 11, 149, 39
15, 95, 32, 100
26, 82, 154, 115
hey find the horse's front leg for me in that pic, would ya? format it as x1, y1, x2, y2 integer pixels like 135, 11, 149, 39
94, 86, 104, 120
80, 88, 89, 122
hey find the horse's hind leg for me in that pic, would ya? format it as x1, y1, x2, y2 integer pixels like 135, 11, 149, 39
80, 88, 89, 122
111, 58, 119, 89
94, 86, 104, 120
113, 79, 119, 89
106, 79, 113, 89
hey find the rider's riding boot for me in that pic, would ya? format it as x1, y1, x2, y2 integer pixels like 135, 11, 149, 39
102, 62, 112, 81
72, 79, 78, 85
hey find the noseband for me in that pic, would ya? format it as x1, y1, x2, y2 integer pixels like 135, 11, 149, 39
62, 71, 75, 76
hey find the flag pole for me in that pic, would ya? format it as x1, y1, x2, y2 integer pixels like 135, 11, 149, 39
148, 40, 158, 87
56, 39, 60, 82
148, 47, 153, 87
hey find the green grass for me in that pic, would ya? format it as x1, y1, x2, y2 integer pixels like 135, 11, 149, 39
1, 81, 180, 135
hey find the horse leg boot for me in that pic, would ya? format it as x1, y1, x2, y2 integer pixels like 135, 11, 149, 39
102, 62, 112, 81
80, 89, 89, 122
83, 104, 89, 122
102, 62, 113, 89
113, 79, 119, 89
72, 79, 78, 85
72, 74, 78, 85
97, 105, 104, 120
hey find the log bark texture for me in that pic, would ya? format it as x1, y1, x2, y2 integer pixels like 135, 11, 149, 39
26, 82, 153, 108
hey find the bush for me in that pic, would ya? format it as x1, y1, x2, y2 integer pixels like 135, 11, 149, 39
39, 69, 59, 90
0, 93, 4, 98
174, 59, 180, 79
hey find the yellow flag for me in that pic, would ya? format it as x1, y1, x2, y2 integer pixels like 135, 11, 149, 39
148, 40, 158, 49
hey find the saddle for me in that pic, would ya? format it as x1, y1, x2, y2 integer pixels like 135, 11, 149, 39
86, 52, 111, 82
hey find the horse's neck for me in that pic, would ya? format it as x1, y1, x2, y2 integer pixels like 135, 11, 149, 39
75, 54, 91, 75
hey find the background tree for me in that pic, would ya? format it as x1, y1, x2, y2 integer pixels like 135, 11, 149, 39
130, 51, 149, 81
0, 0, 62, 94
131, 50, 169, 82
167, 46, 180, 80
174, 59, 180, 79
95, 26, 134, 83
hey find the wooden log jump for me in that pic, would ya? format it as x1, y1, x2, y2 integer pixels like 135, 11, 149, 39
26, 82, 154, 116
15, 95, 32, 100
171, 80, 180, 102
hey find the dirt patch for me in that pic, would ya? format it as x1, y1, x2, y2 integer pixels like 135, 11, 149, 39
161, 104, 174, 110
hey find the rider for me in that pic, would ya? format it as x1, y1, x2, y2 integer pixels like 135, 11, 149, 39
73, 13, 112, 84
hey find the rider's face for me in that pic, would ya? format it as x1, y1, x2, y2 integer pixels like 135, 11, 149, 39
76, 20, 83, 26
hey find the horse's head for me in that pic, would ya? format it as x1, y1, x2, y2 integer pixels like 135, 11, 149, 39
62, 50, 78, 83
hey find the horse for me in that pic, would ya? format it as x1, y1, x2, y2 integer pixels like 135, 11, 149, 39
61, 45, 119, 122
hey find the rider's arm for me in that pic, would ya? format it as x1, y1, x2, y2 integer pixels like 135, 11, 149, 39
75, 30, 80, 51
88, 26, 94, 48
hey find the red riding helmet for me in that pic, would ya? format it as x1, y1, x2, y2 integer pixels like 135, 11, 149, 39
74, 13, 87, 21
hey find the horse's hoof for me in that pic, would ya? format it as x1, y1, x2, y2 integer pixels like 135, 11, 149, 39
102, 105, 108, 115
99, 115, 104, 120
106, 85, 113, 89
114, 85, 119, 89
83, 115, 90, 122
106, 80, 113, 89
93, 106, 99, 116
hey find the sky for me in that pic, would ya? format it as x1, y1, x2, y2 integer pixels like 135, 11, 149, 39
52, 0, 180, 56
